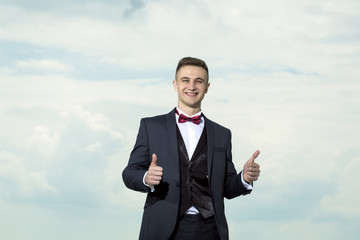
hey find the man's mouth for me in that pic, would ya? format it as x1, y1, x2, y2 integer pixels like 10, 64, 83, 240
185, 92, 198, 97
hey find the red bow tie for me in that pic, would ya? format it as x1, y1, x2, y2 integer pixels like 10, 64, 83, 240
176, 109, 202, 125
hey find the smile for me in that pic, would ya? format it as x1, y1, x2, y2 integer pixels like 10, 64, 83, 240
185, 92, 198, 96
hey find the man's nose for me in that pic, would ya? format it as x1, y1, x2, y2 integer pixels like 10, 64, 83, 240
189, 81, 196, 90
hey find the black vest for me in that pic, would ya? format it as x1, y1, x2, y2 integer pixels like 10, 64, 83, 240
176, 125, 215, 219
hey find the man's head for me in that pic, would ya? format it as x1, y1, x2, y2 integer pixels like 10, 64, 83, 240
173, 57, 210, 115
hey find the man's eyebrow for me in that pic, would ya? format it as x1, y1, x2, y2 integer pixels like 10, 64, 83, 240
180, 77, 204, 81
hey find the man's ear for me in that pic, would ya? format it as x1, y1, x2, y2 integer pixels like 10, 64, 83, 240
205, 82, 210, 93
173, 80, 178, 92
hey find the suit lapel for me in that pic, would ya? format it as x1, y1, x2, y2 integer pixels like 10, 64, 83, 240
203, 115, 214, 187
166, 109, 180, 168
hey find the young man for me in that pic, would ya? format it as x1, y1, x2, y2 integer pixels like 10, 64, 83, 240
122, 57, 260, 240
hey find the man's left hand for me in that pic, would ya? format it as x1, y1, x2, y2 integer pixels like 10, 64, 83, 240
243, 150, 261, 184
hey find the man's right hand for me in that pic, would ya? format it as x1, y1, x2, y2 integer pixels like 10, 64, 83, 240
145, 153, 163, 186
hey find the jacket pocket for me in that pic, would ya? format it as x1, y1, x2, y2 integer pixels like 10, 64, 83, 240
144, 193, 159, 208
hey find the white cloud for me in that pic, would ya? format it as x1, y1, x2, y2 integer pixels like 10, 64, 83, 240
66, 106, 124, 140
1, 0, 358, 78
0, 151, 58, 198
86, 141, 103, 152
228, 218, 345, 240
26, 126, 59, 154
320, 155, 360, 218
0, 67, 14, 75
16, 59, 72, 73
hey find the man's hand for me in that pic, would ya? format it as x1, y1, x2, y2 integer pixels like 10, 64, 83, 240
243, 150, 261, 184
145, 153, 163, 186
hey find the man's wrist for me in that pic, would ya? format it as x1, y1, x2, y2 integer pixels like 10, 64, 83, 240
241, 171, 253, 190
143, 171, 155, 192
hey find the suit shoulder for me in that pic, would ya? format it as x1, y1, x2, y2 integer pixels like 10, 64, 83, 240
140, 110, 174, 127
141, 113, 168, 123
205, 118, 231, 133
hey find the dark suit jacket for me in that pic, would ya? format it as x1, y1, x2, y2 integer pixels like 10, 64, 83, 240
122, 108, 251, 240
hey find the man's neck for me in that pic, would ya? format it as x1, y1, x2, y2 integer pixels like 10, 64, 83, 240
177, 105, 201, 117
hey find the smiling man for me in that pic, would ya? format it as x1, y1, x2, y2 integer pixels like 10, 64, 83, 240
123, 57, 261, 240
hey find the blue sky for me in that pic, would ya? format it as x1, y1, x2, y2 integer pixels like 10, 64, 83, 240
1, 0, 359, 239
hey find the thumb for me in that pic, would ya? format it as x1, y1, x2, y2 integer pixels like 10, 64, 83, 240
150, 153, 158, 166
248, 150, 260, 163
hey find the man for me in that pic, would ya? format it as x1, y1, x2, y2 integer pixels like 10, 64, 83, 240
122, 57, 260, 240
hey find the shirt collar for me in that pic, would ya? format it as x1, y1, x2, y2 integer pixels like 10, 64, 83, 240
176, 107, 202, 118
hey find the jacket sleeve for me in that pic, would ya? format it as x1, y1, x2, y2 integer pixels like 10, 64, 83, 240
223, 129, 252, 199
122, 118, 151, 193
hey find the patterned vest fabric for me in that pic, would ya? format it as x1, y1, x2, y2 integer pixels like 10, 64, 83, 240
176, 125, 215, 219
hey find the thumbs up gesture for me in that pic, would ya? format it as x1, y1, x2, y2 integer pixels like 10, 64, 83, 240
243, 150, 261, 184
145, 153, 163, 186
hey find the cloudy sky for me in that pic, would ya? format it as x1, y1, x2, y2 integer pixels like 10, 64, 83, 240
1, 0, 359, 239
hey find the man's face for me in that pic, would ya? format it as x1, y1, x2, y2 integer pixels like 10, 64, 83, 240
173, 65, 210, 111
